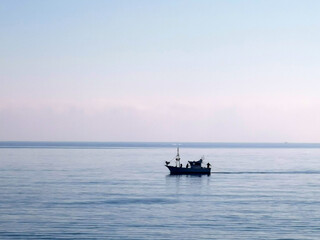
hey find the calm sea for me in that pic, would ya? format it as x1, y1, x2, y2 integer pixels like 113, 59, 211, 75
1, 142, 320, 239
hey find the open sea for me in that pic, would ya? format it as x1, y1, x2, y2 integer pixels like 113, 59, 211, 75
1, 142, 320, 239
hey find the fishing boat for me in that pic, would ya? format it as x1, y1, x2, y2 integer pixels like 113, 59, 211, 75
165, 147, 211, 175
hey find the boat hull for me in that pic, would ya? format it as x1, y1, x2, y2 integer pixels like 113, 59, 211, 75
166, 166, 211, 175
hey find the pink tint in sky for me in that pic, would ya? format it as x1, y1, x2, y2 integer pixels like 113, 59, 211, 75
1, 0, 320, 141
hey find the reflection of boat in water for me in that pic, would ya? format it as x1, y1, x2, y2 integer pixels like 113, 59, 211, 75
165, 147, 211, 175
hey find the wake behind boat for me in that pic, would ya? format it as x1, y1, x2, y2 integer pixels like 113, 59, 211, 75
165, 147, 211, 175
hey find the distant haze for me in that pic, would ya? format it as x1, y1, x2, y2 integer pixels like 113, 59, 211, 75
1, 0, 320, 142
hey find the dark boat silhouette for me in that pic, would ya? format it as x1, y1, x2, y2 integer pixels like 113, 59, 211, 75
165, 147, 211, 175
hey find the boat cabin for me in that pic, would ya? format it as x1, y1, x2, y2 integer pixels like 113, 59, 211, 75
188, 159, 203, 168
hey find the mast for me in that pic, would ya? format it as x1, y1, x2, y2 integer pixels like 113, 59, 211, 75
176, 147, 180, 167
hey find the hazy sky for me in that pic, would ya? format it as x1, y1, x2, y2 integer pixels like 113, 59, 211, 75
1, 0, 320, 142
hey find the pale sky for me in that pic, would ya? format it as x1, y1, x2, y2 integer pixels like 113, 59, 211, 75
1, 0, 320, 142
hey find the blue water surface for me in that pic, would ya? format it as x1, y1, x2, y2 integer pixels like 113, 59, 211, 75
0, 143, 320, 239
